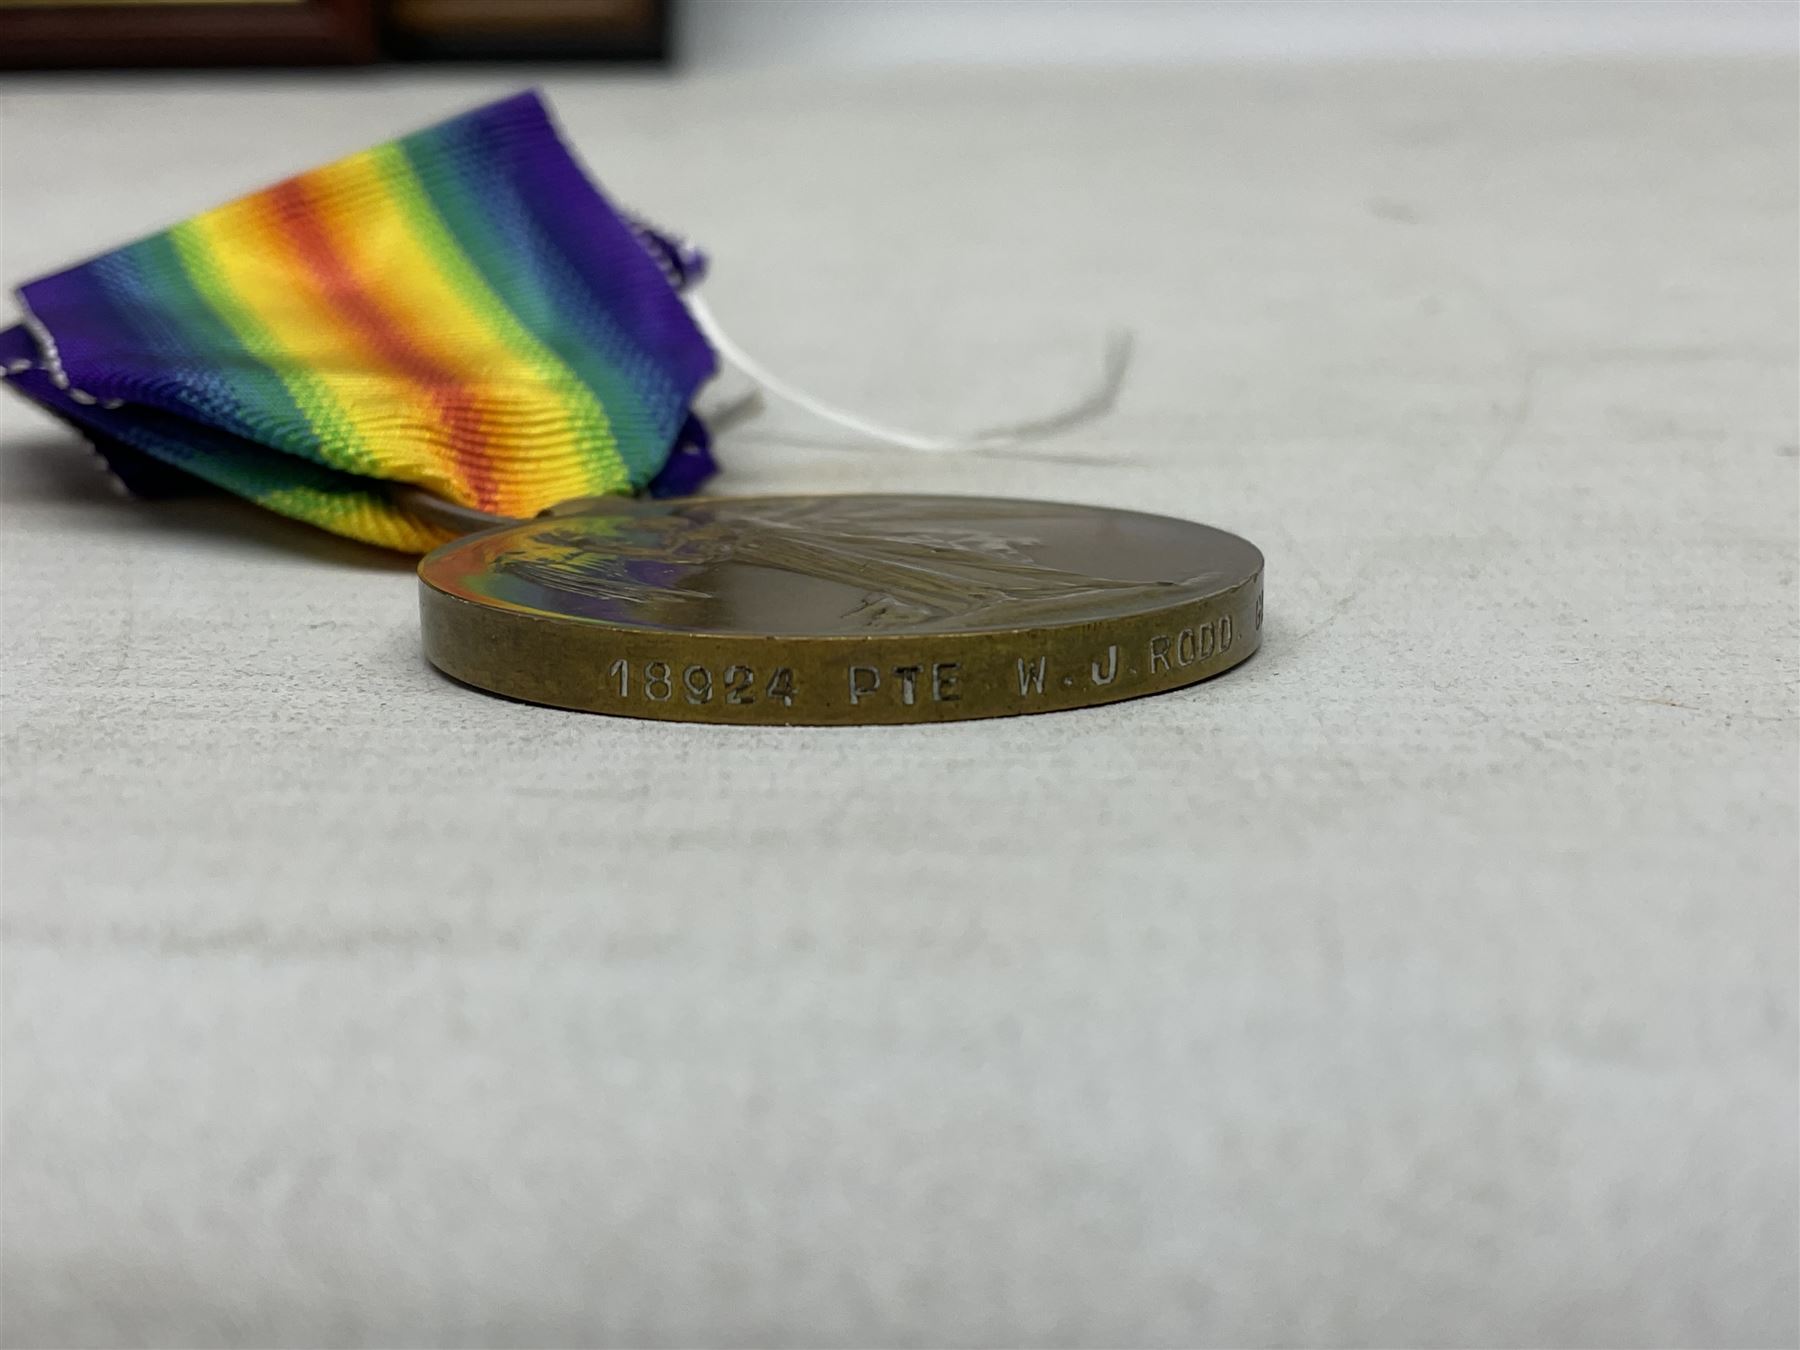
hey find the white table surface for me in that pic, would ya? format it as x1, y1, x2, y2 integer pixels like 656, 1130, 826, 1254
2, 58, 1796, 1348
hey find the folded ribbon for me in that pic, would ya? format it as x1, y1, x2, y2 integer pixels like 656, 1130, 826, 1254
0, 91, 718, 553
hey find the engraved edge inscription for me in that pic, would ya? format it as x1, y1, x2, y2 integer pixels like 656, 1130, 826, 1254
419, 571, 1263, 725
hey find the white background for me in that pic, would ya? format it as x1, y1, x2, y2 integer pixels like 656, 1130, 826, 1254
681, 0, 1797, 68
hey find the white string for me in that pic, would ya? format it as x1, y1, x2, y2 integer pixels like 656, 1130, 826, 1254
684, 290, 1132, 456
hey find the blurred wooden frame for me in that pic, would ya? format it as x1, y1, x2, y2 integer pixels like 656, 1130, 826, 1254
0, 0, 378, 70
382, 0, 669, 62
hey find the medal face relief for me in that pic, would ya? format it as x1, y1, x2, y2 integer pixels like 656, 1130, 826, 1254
418, 494, 1263, 724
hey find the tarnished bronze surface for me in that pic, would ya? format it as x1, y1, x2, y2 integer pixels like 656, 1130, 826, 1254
418, 494, 1263, 724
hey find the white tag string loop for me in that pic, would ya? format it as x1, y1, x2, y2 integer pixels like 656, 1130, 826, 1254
684, 291, 1132, 456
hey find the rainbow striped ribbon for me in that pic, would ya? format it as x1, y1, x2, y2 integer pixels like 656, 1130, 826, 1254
0, 92, 717, 553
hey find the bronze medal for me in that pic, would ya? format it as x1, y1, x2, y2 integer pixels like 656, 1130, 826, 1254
418, 494, 1263, 724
